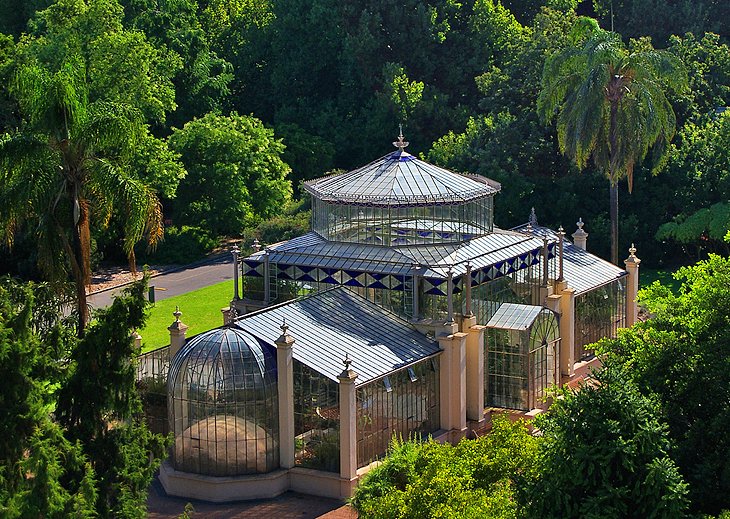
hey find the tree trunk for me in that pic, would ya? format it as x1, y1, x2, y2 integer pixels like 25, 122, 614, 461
610, 182, 619, 265
72, 194, 91, 336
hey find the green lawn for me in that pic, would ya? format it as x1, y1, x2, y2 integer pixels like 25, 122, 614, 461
640, 267, 681, 293
139, 279, 235, 352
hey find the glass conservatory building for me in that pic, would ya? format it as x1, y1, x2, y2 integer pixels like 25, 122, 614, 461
150, 135, 639, 502
239, 137, 562, 410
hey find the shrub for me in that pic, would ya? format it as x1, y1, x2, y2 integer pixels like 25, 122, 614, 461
137, 225, 218, 265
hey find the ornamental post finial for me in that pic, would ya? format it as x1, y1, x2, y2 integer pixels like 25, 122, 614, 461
343, 353, 352, 371
393, 125, 409, 151
173, 306, 182, 322
281, 318, 288, 335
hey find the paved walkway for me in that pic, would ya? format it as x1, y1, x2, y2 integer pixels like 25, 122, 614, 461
88, 254, 234, 310
147, 477, 357, 519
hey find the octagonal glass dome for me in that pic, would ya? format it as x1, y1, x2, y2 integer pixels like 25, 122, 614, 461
304, 143, 500, 245
168, 327, 279, 476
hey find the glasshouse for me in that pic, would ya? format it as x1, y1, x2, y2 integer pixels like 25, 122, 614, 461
140, 134, 641, 502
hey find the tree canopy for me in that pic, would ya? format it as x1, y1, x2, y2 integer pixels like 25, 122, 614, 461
168, 112, 292, 236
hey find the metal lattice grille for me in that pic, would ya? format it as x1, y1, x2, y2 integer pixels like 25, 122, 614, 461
168, 329, 279, 476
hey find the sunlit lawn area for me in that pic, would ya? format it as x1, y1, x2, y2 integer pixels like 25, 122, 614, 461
139, 279, 234, 353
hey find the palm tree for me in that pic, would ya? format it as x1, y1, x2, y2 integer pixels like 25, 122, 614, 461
538, 29, 686, 264
0, 58, 163, 335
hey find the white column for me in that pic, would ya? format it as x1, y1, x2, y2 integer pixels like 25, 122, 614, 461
438, 322, 467, 435
624, 244, 641, 327
275, 322, 295, 469
338, 356, 358, 496
168, 306, 188, 358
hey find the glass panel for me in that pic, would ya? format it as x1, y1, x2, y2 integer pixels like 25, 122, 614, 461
356, 358, 440, 468
574, 278, 627, 360
293, 360, 340, 472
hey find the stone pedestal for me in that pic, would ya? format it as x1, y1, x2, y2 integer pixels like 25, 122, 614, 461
275, 323, 295, 469
558, 287, 576, 378
338, 359, 358, 489
624, 244, 641, 327
168, 307, 188, 358
461, 315, 485, 423
438, 322, 467, 435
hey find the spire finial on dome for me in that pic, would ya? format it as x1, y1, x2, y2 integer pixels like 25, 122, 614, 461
393, 124, 409, 151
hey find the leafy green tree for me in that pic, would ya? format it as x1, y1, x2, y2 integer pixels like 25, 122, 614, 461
118, 0, 233, 129
25, 0, 180, 124
528, 365, 689, 519
538, 27, 687, 263
667, 32, 730, 127
352, 416, 539, 519
56, 278, 168, 518
0, 278, 97, 518
169, 112, 292, 235
0, 59, 163, 335
596, 255, 730, 514
591, 0, 729, 47
0, 0, 184, 333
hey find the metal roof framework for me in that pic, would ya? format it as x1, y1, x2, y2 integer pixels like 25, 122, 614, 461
233, 288, 441, 386
303, 150, 499, 207
242, 229, 557, 296
511, 224, 627, 295
486, 302, 545, 331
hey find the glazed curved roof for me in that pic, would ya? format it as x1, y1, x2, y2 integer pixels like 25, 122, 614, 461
303, 149, 499, 206
168, 327, 277, 393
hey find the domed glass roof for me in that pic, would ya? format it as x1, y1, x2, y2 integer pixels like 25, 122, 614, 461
303, 148, 499, 207
168, 327, 279, 476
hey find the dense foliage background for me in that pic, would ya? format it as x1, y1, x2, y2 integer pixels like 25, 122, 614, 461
0, 0, 727, 274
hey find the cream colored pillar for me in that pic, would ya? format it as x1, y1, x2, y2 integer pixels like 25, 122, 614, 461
461, 315, 485, 423
221, 306, 235, 325
558, 287, 576, 378
624, 244, 641, 327
168, 307, 188, 358
438, 322, 467, 435
275, 322, 295, 469
572, 218, 588, 251
131, 330, 142, 350
338, 356, 358, 495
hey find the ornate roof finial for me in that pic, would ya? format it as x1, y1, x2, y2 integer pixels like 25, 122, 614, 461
393, 124, 409, 151
281, 318, 288, 335
576, 217, 585, 231
173, 306, 182, 322
343, 352, 352, 371
529, 207, 538, 227
629, 243, 637, 257
558, 225, 565, 237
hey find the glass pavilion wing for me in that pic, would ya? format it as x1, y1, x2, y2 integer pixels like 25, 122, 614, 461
233, 288, 441, 386
512, 223, 626, 295
241, 232, 557, 297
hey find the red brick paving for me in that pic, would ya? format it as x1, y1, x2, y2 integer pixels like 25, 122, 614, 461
146, 477, 357, 519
